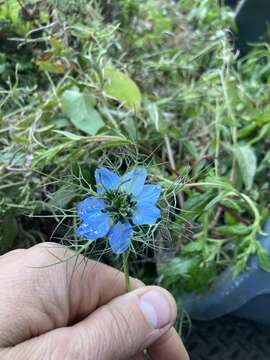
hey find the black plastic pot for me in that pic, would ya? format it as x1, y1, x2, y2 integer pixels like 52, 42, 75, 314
182, 219, 270, 325
224, 0, 270, 54
235, 0, 270, 44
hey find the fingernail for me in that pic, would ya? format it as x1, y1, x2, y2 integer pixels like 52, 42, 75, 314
139, 290, 172, 329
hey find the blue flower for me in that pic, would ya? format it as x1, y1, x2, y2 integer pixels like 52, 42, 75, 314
76, 167, 161, 254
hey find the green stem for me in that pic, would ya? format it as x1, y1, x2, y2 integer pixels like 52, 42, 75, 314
123, 251, 130, 292
215, 99, 220, 177
219, 58, 237, 184
239, 192, 261, 235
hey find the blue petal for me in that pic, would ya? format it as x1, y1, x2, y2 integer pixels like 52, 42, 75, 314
133, 204, 160, 225
120, 167, 147, 196
76, 210, 111, 239
77, 197, 105, 220
135, 184, 161, 204
95, 167, 120, 194
108, 222, 133, 254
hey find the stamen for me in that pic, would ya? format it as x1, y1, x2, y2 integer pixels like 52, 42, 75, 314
103, 189, 137, 222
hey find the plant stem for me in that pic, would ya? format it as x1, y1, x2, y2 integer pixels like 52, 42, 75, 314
164, 134, 184, 208
123, 251, 130, 292
215, 98, 220, 177
220, 62, 238, 183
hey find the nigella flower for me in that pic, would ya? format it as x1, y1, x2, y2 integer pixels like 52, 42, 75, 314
76, 167, 161, 254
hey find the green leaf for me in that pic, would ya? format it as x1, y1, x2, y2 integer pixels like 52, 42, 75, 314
224, 211, 239, 225
233, 258, 247, 277
0, 149, 26, 166
183, 191, 215, 220
162, 258, 194, 278
0, 0, 20, 23
182, 241, 203, 254
34, 144, 67, 165
61, 89, 104, 135
185, 261, 217, 293
161, 257, 197, 290
53, 130, 82, 141
249, 123, 270, 145
238, 121, 257, 138
104, 68, 141, 111
216, 224, 251, 236
123, 117, 137, 140
220, 198, 242, 212
36, 60, 65, 74
147, 102, 165, 132
205, 191, 226, 210
257, 243, 270, 272
71, 24, 93, 39
48, 186, 76, 208
183, 140, 199, 159
234, 144, 257, 191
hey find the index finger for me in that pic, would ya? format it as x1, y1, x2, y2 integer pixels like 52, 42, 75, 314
148, 327, 189, 360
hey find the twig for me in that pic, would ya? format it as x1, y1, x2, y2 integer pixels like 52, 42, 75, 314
164, 135, 184, 208
164, 134, 176, 171
210, 206, 223, 227
24, 21, 58, 39
139, 145, 181, 177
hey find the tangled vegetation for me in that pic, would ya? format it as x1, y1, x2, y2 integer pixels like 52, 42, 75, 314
1, 0, 270, 297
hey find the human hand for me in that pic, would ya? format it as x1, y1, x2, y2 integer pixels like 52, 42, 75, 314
0, 243, 189, 360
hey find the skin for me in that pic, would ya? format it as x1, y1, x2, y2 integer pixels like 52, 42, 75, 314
0, 242, 189, 360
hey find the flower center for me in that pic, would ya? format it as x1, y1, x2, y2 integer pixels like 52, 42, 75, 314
102, 189, 137, 223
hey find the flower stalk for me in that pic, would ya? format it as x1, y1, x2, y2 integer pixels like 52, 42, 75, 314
123, 251, 131, 292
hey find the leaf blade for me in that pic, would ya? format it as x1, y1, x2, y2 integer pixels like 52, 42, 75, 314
61, 89, 104, 135
104, 68, 141, 111
234, 144, 257, 191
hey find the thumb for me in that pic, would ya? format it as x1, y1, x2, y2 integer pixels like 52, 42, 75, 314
5, 286, 181, 360
69, 285, 178, 359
